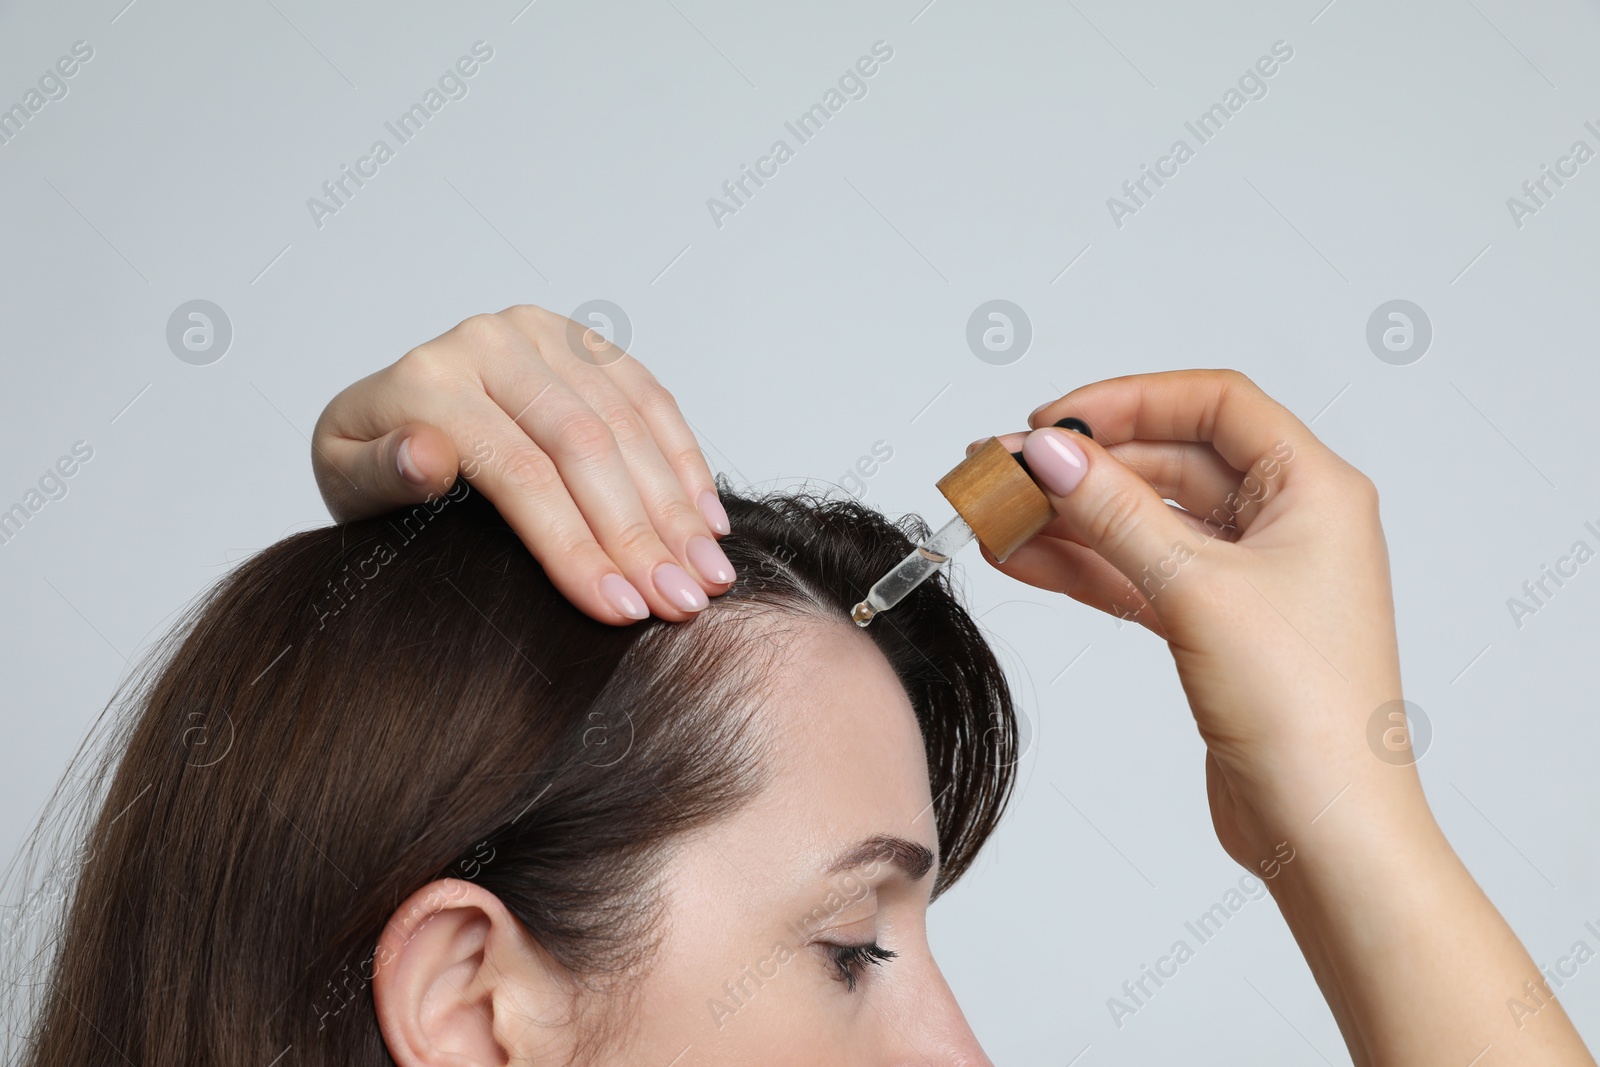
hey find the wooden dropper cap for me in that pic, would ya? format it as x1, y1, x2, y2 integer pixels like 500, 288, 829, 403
934, 419, 1092, 563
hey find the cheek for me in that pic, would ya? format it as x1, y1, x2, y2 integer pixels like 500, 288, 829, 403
622, 915, 862, 1065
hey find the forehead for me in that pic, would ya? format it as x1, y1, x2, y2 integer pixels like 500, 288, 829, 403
707, 615, 938, 887
766, 619, 930, 792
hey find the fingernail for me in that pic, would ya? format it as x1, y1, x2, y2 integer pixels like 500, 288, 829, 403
965, 438, 985, 457
1023, 427, 1088, 496
697, 490, 730, 536
600, 573, 649, 620
1029, 401, 1052, 423
397, 438, 428, 486
687, 535, 736, 584
653, 561, 710, 612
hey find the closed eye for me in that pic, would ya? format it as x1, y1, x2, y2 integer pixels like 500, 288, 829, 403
826, 941, 897, 992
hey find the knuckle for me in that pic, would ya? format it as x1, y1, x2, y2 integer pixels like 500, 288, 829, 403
596, 402, 647, 445
666, 443, 708, 473
650, 494, 699, 533
392, 346, 460, 391
503, 303, 557, 333
1299, 456, 1379, 519
499, 448, 562, 497
552, 410, 615, 460
667, 447, 706, 476
1085, 485, 1148, 555
452, 312, 518, 353
633, 380, 680, 420
1214, 368, 1259, 392
1341, 467, 1380, 508
609, 519, 661, 559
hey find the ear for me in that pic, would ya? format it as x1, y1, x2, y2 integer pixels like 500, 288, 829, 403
372, 878, 577, 1067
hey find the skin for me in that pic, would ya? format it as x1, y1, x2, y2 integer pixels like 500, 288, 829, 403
320, 308, 1596, 1065
372, 617, 986, 1065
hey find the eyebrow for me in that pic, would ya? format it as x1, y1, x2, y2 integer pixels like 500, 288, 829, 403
824, 834, 935, 881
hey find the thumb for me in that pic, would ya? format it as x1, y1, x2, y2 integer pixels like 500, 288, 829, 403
314, 422, 460, 521
1019, 425, 1206, 605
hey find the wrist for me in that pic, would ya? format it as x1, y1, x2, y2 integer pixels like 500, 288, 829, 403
1261, 774, 1456, 929
1222, 702, 1435, 873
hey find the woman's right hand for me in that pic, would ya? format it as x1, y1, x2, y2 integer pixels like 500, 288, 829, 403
992, 369, 1594, 1065
991, 368, 1410, 866
311, 305, 736, 626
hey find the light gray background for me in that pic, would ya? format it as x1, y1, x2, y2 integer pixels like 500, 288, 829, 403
2, 0, 1597, 1062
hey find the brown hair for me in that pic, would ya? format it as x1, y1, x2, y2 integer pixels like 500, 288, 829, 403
5, 478, 1018, 1066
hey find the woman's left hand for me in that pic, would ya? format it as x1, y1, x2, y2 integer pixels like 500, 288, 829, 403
311, 304, 735, 626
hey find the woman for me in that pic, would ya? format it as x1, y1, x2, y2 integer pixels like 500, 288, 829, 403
9, 305, 1594, 1065
13, 456, 1013, 1064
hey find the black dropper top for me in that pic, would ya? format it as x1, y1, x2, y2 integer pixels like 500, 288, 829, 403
1010, 416, 1093, 478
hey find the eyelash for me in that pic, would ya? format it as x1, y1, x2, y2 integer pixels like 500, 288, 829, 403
826, 942, 898, 992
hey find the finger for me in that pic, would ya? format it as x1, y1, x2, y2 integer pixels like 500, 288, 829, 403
1102, 440, 1263, 533
513, 330, 733, 588
606, 362, 729, 537
1027, 369, 1323, 488
477, 326, 736, 600
471, 357, 718, 622
1018, 425, 1216, 615
981, 499, 1232, 636
1028, 500, 1240, 564
547, 369, 736, 592
965, 419, 1088, 459
981, 534, 1167, 639
459, 403, 666, 626
967, 432, 1251, 537
314, 422, 460, 521
501, 304, 730, 538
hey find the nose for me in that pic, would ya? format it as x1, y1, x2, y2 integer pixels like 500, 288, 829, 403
885, 958, 993, 1066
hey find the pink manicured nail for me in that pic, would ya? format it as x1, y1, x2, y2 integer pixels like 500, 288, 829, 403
1022, 427, 1088, 496
600, 573, 649, 620
687, 535, 736, 584
397, 438, 428, 486
653, 562, 709, 611
697, 490, 730, 536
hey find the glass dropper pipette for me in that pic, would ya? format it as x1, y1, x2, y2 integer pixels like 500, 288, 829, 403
851, 513, 975, 625
851, 417, 1091, 627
